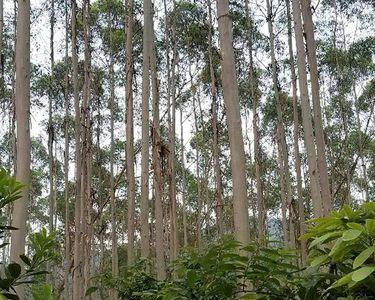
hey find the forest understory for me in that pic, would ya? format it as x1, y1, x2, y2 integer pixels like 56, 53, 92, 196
0, 0, 374, 299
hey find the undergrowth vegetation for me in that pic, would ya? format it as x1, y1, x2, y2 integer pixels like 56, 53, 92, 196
88, 203, 375, 299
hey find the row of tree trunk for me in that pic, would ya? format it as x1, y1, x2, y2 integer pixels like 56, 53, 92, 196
7, 0, 334, 297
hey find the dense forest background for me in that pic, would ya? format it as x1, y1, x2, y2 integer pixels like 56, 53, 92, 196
0, 0, 374, 298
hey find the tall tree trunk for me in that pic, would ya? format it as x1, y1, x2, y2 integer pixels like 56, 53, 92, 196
265, 0, 294, 247
189, 61, 202, 248
180, 107, 188, 246
169, 0, 179, 261
109, 9, 118, 300
207, 0, 223, 236
47, 0, 55, 286
48, 0, 55, 234
0, 0, 3, 100
286, 0, 306, 264
149, 2, 166, 278
300, 0, 331, 215
10, 0, 17, 175
81, 0, 92, 295
354, 86, 369, 202
216, 0, 250, 245
139, 0, 150, 262
124, 0, 136, 266
291, 0, 323, 218
10, 0, 30, 297
244, 0, 265, 239
63, 0, 71, 296
72, 0, 83, 298
276, 137, 288, 243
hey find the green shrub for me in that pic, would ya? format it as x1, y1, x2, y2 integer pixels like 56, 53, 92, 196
304, 202, 375, 298
0, 168, 58, 300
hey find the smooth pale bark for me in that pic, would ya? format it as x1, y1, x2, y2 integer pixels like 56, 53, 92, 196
0, 0, 3, 97
169, 0, 178, 261
140, 0, 150, 261
72, 0, 83, 298
63, 0, 70, 296
216, 0, 250, 245
300, 0, 331, 215
48, 0, 55, 234
10, 0, 16, 174
354, 86, 369, 202
244, 0, 265, 239
286, 0, 306, 264
207, 0, 223, 236
194, 94, 202, 247
150, 4, 166, 278
109, 10, 118, 300
276, 137, 288, 243
81, 0, 92, 294
180, 108, 188, 246
291, 0, 323, 218
96, 91, 105, 300
10, 0, 30, 297
189, 62, 202, 247
124, 0, 136, 266
265, 0, 294, 247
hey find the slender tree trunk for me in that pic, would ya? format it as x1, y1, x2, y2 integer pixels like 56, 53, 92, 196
63, 0, 71, 297
244, 0, 265, 239
140, 0, 150, 261
125, 0, 136, 265
72, 0, 83, 298
48, 0, 55, 234
300, 0, 331, 215
169, 0, 179, 261
194, 96, 202, 247
180, 108, 188, 246
47, 0, 55, 287
10, 0, 17, 175
216, 0, 250, 245
10, 0, 30, 297
276, 137, 288, 243
149, 3, 166, 278
354, 86, 369, 202
109, 9, 118, 300
291, 0, 323, 218
81, 0, 92, 295
207, 0, 223, 236
286, 0, 306, 264
265, 0, 294, 247
0, 0, 3, 99
189, 61, 202, 247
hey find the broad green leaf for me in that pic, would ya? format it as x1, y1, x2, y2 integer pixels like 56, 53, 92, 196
309, 232, 341, 249
7, 263, 21, 279
347, 222, 362, 231
353, 246, 375, 269
331, 271, 354, 288
365, 219, 375, 236
240, 292, 259, 299
310, 254, 329, 267
19, 254, 31, 266
31, 284, 53, 300
352, 266, 375, 282
329, 237, 343, 257
342, 229, 362, 241
1, 293, 18, 300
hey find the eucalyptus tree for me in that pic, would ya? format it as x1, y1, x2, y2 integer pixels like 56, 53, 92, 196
216, 0, 250, 245
10, 0, 30, 297
72, 0, 82, 297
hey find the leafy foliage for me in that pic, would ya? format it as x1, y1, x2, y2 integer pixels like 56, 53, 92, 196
0, 167, 58, 299
304, 202, 375, 297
